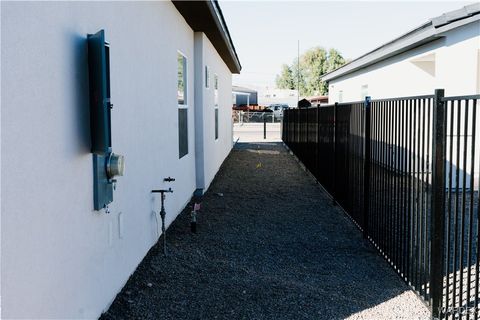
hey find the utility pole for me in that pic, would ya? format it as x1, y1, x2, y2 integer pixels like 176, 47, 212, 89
297, 40, 300, 105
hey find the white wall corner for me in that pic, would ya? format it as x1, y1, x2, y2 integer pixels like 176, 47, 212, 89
194, 32, 206, 190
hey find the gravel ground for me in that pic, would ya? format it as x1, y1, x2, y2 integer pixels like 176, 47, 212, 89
233, 123, 281, 143
100, 142, 429, 320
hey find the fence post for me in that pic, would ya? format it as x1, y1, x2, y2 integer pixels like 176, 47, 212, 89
430, 89, 446, 319
263, 113, 267, 140
332, 102, 338, 205
363, 97, 371, 239
296, 109, 299, 151
316, 106, 320, 179
306, 107, 309, 163
292, 110, 296, 151
287, 110, 290, 143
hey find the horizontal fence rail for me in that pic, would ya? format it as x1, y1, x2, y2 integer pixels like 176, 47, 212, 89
282, 90, 480, 319
233, 110, 281, 123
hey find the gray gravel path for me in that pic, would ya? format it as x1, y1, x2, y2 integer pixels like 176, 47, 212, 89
100, 142, 429, 320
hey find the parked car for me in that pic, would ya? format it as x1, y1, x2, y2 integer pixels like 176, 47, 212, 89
269, 104, 289, 118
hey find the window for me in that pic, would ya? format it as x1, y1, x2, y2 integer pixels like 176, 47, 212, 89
178, 109, 188, 158
214, 74, 219, 140
338, 90, 343, 103
177, 53, 187, 105
214, 74, 219, 105
177, 52, 188, 158
215, 109, 219, 140
477, 49, 480, 94
360, 85, 368, 100
205, 65, 209, 89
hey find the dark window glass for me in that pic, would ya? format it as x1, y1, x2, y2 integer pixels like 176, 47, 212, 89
178, 109, 188, 158
215, 109, 218, 140
205, 66, 209, 88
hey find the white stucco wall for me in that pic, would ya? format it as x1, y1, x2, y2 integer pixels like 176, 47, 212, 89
1, 2, 233, 319
328, 21, 480, 103
326, 21, 480, 189
194, 33, 233, 192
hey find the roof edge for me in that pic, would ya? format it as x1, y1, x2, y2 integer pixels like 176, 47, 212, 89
173, 0, 241, 74
322, 3, 479, 82
209, 1, 241, 73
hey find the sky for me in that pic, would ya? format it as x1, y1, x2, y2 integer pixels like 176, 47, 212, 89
220, 1, 476, 89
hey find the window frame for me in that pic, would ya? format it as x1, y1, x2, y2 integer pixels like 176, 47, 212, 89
360, 84, 368, 100
214, 73, 219, 107
177, 51, 188, 108
214, 73, 219, 140
205, 65, 210, 89
177, 51, 188, 158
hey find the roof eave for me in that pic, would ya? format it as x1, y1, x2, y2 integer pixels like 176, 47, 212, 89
322, 22, 437, 82
322, 4, 480, 82
172, 0, 241, 74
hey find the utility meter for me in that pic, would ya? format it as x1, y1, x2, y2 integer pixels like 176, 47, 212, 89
88, 29, 125, 211
107, 153, 125, 178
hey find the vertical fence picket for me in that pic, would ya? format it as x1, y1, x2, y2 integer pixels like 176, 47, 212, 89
333, 102, 338, 203
467, 99, 476, 320
364, 97, 371, 238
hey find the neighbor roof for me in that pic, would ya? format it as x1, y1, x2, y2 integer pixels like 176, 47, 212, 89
232, 85, 257, 94
322, 3, 480, 82
173, 0, 242, 74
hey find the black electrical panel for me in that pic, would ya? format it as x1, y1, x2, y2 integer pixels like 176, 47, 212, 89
88, 29, 124, 211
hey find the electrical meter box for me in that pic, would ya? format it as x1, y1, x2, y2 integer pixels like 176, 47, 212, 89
88, 30, 124, 211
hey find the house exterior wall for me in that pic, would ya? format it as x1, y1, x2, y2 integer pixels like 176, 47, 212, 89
328, 21, 480, 103
1, 1, 233, 319
194, 33, 233, 192
201, 35, 233, 190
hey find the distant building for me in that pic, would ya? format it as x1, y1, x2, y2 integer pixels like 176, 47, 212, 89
322, 3, 480, 103
232, 85, 258, 106
307, 95, 329, 106
259, 88, 298, 108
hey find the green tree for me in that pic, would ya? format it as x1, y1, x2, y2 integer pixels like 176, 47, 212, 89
275, 47, 347, 96
320, 48, 346, 94
275, 64, 295, 90
301, 47, 327, 96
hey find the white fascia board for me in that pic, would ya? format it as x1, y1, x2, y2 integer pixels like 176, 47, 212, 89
322, 13, 479, 82
434, 14, 480, 36
232, 91, 250, 96
322, 24, 437, 82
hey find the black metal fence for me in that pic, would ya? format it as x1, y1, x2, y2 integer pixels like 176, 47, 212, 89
282, 90, 480, 319
232, 110, 282, 123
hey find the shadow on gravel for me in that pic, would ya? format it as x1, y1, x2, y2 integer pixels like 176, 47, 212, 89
100, 142, 427, 320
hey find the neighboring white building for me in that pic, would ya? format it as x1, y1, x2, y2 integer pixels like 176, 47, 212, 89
322, 4, 480, 191
258, 88, 298, 108
323, 4, 480, 103
1, 1, 240, 319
